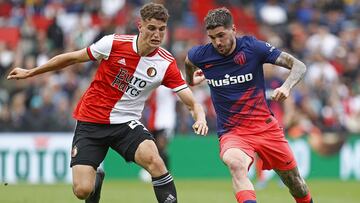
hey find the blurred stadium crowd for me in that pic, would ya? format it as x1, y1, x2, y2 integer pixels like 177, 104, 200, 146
0, 0, 359, 140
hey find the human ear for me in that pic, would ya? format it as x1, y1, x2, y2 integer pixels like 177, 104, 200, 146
138, 21, 142, 33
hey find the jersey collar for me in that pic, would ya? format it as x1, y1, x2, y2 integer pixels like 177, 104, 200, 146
132, 35, 138, 53
133, 35, 159, 57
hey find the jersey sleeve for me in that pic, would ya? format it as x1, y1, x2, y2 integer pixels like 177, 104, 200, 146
187, 46, 201, 67
162, 61, 188, 92
250, 36, 282, 64
87, 34, 114, 61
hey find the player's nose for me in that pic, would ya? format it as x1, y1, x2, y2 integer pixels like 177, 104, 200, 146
153, 30, 160, 38
215, 38, 222, 46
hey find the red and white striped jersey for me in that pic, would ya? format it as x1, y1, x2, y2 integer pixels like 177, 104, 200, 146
73, 34, 187, 124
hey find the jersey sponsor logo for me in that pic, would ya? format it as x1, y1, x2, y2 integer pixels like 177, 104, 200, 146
234, 51, 246, 65
207, 73, 253, 87
147, 67, 157, 77
111, 68, 148, 97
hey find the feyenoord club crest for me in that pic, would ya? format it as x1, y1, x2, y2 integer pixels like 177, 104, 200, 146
234, 51, 246, 65
147, 67, 157, 77
71, 145, 78, 158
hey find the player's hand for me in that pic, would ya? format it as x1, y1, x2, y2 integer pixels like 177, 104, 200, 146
7, 68, 31, 80
271, 86, 290, 102
192, 70, 206, 86
192, 120, 208, 136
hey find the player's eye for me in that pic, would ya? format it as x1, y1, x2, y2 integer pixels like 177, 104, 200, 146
148, 26, 156, 31
159, 26, 166, 31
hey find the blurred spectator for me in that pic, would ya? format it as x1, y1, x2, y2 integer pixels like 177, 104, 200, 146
0, 42, 14, 76
259, 0, 287, 26
47, 17, 64, 52
306, 24, 339, 59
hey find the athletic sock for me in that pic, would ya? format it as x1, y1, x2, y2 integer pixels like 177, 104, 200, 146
152, 172, 177, 203
235, 190, 256, 203
85, 168, 105, 203
294, 192, 313, 203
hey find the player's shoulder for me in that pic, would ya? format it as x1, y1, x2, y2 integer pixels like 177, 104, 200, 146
238, 35, 258, 46
95, 34, 135, 45
187, 43, 213, 63
157, 47, 175, 63
240, 35, 257, 41
188, 43, 212, 56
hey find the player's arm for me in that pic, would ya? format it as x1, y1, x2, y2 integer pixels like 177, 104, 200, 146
184, 56, 205, 86
7, 48, 91, 80
271, 52, 306, 102
176, 88, 208, 136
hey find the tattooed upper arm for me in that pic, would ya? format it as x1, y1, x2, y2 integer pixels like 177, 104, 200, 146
275, 52, 295, 70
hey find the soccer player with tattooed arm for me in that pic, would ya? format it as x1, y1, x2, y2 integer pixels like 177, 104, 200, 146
185, 7, 313, 203
7, 3, 208, 203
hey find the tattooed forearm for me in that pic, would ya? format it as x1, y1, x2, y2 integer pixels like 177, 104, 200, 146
275, 52, 306, 90
184, 56, 196, 85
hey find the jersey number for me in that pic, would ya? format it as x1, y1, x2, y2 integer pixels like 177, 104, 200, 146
128, 120, 144, 130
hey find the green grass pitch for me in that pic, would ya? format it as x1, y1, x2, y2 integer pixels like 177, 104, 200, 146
0, 179, 359, 203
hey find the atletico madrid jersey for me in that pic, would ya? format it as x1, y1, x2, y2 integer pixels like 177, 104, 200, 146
188, 36, 282, 136
73, 34, 187, 124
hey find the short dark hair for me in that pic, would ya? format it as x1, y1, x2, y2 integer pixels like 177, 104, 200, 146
204, 7, 233, 30
140, 3, 169, 22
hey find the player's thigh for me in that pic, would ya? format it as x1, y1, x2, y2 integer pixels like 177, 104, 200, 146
110, 120, 155, 162
219, 132, 255, 170
134, 139, 163, 166
71, 121, 110, 170
134, 139, 167, 176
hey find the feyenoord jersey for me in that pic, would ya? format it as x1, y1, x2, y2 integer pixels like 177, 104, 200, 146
73, 34, 187, 124
188, 36, 282, 136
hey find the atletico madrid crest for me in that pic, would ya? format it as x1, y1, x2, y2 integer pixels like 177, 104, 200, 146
234, 51, 246, 65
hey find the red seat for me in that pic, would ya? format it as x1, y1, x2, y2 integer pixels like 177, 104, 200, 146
0, 27, 20, 48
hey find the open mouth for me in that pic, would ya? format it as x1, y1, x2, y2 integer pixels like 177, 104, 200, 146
151, 40, 161, 45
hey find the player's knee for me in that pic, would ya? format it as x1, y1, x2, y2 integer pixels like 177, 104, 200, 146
223, 157, 248, 175
73, 183, 93, 200
145, 154, 166, 172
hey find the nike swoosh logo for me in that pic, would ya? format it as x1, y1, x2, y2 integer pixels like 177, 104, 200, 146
204, 64, 213, 68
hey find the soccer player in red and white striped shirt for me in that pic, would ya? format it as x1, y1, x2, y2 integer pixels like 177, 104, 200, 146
7, 3, 208, 203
